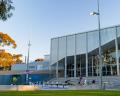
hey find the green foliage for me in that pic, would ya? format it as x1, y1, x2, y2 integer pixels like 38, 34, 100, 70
0, 0, 14, 21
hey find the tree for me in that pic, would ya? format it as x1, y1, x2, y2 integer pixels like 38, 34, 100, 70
0, 32, 16, 48
13, 54, 22, 64
0, 0, 15, 47
0, 50, 13, 70
0, 0, 17, 70
0, 50, 22, 70
0, 0, 14, 21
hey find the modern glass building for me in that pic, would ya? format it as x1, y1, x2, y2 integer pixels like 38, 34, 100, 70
50, 25, 120, 79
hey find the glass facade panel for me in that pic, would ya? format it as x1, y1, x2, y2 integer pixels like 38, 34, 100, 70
51, 38, 58, 65
117, 26, 120, 37
58, 58, 65, 78
76, 33, 86, 54
87, 31, 99, 76
80, 54, 86, 77
76, 54, 86, 77
88, 31, 99, 52
76, 55, 80, 77
58, 37, 66, 60
67, 35, 75, 56
101, 27, 117, 76
101, 27, 116, 45
117, 26, 120, 68
67, 56, 74, 77
51, 63, 57, 78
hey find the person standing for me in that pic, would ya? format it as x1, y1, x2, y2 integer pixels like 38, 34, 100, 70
79, 76, 82, 84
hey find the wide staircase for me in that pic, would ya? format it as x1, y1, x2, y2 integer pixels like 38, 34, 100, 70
46, 76, 120, 89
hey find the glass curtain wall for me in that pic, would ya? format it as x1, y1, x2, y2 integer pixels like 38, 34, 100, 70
87, 31, 99, 76
101, 27, 117, 76
80, 54, 86, 77
58, 37, 66, 78
76, 55, 81, 77
58, 58, 65, 77
76, 54, 86, 77
117, 26, 120, 72
51, 63, 57, 78
66, 35, 75, 77
51, 25, 120, 78
76, 33, 86, 77
67, 56, 74, 77
51, 38, 58, 78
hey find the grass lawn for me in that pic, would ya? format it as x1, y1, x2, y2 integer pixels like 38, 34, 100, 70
0, 90, 120, 96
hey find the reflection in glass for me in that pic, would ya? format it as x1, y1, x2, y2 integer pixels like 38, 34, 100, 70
67, 35, 75, 56
58, 37, 66, 60
51, 39, 58, 64
87, 31, 99, 76
76, 33, 86, 54
51, 63, 57, 78
101, 27, 117, 76
67, 56, 74, 77
58, 58, 65, 78
117, 26, 120, 71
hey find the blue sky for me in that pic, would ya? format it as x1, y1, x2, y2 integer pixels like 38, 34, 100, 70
0, 0, 120, 61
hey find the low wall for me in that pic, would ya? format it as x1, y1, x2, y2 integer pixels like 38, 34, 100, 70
0, 85, 41, 91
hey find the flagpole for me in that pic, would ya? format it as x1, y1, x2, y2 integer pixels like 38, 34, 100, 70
26, 40, 31, 84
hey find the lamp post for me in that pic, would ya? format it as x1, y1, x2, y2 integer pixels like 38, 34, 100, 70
26, 40, 31, 84
90, 0, 103, 89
